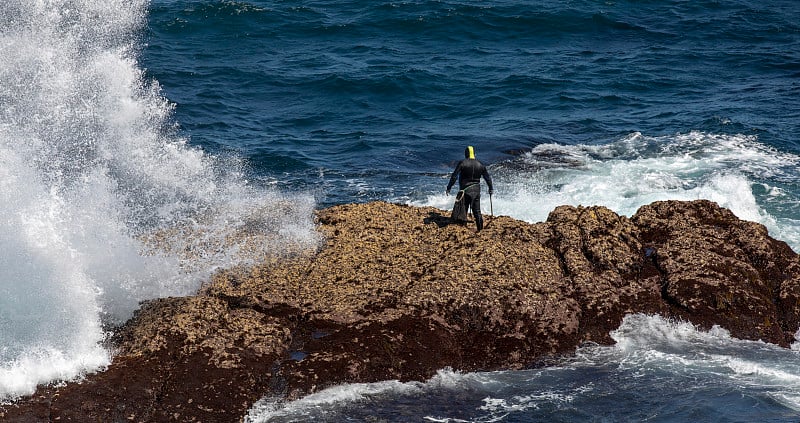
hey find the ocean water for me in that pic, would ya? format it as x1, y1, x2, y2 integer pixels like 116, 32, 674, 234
2, 0, 800, 421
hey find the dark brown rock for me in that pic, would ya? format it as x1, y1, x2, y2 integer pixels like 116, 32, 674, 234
3, 200, 799, 422
632, 200, 800, 345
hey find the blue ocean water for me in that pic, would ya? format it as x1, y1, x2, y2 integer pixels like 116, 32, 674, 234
143, 0, 800, 208
2, 0, 800, 421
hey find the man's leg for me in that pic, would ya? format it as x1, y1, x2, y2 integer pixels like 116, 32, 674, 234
470, 189, 483, 231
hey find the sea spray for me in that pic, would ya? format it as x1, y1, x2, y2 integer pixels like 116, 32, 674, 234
0, 0, 319, 400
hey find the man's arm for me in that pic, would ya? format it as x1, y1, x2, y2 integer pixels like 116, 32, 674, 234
446, 162, 462, 194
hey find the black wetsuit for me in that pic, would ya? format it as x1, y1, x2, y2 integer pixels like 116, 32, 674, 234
447, 158, 493, 230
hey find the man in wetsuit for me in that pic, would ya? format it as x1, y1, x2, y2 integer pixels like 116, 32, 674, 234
446, 145, 494, 231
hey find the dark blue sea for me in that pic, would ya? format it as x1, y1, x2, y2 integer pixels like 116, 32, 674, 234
2, 0, 800, 421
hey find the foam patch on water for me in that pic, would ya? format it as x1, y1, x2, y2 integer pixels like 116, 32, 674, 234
245, 381, 423, 422
412, 131, 800, 252
244, 368, 500, 422
473, 315, 800, 418
607, 315, 800, 411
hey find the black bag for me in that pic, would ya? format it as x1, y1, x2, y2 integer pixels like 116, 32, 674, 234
451, 190, 467, 223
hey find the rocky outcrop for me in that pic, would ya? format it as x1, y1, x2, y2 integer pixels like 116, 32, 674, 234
3, 200, 800, 422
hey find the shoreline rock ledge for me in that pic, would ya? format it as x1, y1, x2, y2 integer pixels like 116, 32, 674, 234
4, 200, 800, 422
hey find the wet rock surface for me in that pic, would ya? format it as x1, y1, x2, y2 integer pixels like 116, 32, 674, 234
3, 200, 800, 422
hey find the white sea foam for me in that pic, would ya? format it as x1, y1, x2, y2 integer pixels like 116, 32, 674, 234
413, 131, 800, 252
245, 381, 423, 422
608, 315, 800, 411
0, 0, 319, 400
244, 368, 497, 422
480, 315, 800, 416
